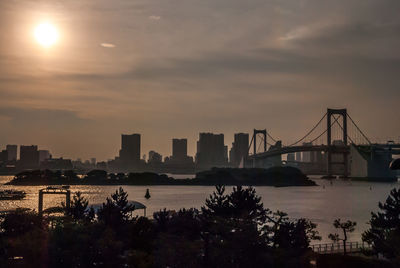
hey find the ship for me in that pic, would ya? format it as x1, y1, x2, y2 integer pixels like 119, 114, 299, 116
0, 190, 27, 200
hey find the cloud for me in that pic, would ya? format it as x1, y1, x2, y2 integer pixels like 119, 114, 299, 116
148, 15, 161, 20
1, 0, 400, 159
100, 43, 116, 48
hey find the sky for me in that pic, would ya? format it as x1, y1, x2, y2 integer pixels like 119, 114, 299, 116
0, 0, 399, 161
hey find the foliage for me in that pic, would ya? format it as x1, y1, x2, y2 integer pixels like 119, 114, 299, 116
0, 209, 48, 267
97, 187, 135, 226
363, 188, 400, 263
63, 191, 94, 222
0, 186, 322, 268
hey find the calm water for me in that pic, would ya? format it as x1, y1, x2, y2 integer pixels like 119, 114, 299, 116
0, 175, 398, 243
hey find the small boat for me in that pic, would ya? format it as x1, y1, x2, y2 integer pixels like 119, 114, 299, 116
0, 190, 26, 200
145, 189, 151, 199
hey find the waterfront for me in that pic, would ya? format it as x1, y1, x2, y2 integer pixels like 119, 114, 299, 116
0, 175, 398, 243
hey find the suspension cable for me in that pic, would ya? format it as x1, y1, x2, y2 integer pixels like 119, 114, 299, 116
347, 114, 371, 144
257, 139, 263, 153
307, 115, 341, 145
259, 135, 275, 147
248, 134, 254, 154
286, 113, 327, 147
333, 115, 356, 144
267, 132, 277, 143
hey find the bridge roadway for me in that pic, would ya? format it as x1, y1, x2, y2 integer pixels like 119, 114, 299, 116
248, 145, 348, 160
249, 144, 400, 160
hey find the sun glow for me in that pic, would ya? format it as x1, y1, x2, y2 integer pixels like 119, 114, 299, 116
34, 23, 59, 47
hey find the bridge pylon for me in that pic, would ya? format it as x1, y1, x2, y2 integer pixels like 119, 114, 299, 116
251, 129, 267, 167
327, 108, 348, 177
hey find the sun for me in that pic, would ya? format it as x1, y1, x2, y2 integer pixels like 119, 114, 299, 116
34, 23, 59, 47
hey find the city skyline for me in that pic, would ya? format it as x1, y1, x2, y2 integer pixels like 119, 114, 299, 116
1, 0, 400, 160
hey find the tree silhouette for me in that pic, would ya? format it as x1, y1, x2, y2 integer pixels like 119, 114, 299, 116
328, 219, 357, 255
363, 188, 400, 262
201, 185, 270, 267
97, 187, 135, 226
63, 191, 93, 221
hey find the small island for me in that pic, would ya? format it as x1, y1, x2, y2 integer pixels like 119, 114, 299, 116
6, 166, 316, 187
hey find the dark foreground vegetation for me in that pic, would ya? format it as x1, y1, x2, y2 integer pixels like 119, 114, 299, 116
1, 186, 400, 268
6, 166, 316, 187
1, 185, 321, 267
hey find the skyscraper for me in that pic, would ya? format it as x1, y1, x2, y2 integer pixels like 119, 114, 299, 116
39, 150, 51, 163
119, 134, 141, 168
6, 145, 17, 161
196, 133, 227, 170
20, 145, 39, 169
172, 139, 187, 161
230, 133, 249, 167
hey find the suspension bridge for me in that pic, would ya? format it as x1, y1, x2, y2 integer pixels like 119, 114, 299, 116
245, 108, 400, 178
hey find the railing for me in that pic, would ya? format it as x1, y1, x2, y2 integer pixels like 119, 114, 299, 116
310, 241, 372, 254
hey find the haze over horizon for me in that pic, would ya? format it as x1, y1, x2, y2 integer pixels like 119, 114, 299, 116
0, 0, 399, 161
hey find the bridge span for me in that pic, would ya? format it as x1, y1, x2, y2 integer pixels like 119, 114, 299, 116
244, 108, 399, 179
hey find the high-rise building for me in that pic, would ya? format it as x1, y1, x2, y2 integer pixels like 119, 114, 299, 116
20, 145, 39, 169
39, 150, 51, 163
196, 133, 227, 170
230, 133, 249, 167
172, 139, 187, 161
0, 150, 7, 163
119, 134, 141, 167
6, 145, 17, 161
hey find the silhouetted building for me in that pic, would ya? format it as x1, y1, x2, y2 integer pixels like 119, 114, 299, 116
230, 133, 249, 167
40, 157, 73, 170
0, 150, 7, 163
196, 133, 227, 170
96, 161, 108, 170
20, 145, 39, 169
39, 150, 51, 163
163, 138, 194, 173
6, 145, 17, 161
172, 139, 187, 161
119, 134, 141, 169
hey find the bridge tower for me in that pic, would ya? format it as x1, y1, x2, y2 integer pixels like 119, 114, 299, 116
252, 129, 267, 167
327, 109, 348, 177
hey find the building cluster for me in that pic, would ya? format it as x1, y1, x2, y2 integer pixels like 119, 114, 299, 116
0, 132, 250, 174
0, 145, 74, 174
106, 132, 250, 173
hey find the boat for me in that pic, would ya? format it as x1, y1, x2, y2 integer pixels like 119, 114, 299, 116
0, 190, 26, 200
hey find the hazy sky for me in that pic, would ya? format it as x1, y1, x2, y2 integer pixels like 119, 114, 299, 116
0, 0, 399, 161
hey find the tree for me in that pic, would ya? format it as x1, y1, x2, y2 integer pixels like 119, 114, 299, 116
328, 219, 357, 255
63, 191, 93, 222
153, 209, 203, 268
97, 187, 135, 227
0, 209, 48, 267
363, 188, 400, 262
64, 170, 78, 180
201, 185, 270, 267
201, 184, 229, 218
